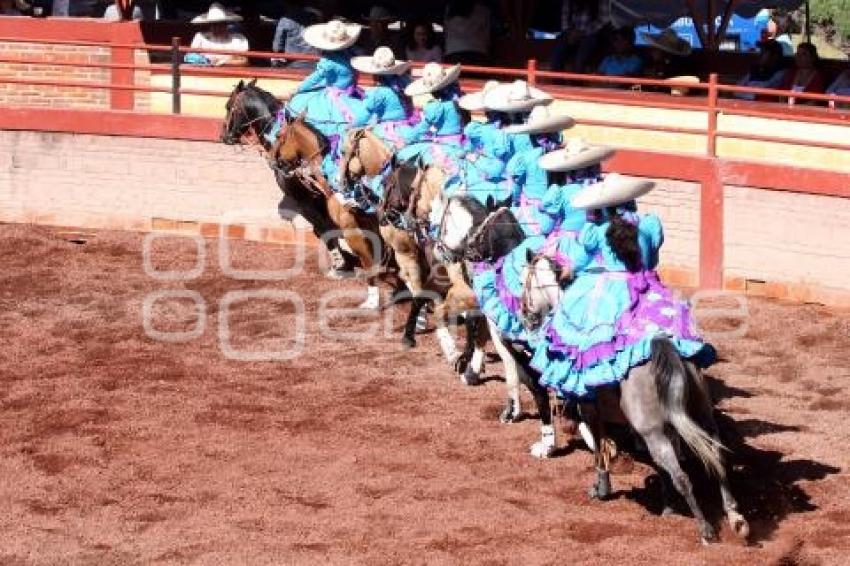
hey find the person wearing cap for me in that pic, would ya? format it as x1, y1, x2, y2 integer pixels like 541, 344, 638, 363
288, 19, 370, 139
186, 3, 249, 67
358, 5, 403, 58
641, 28, 691, 82
396, 62, 466, 173
530, 174, 715, 400
501, 104, 575, 238
351, 46, 416, 148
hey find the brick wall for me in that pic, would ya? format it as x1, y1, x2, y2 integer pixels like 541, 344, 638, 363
1, 129, 848, 306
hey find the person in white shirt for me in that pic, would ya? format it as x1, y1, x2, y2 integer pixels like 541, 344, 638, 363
188, 3, 249, 67
103, 1, 142, 21
443, 0, 491, 65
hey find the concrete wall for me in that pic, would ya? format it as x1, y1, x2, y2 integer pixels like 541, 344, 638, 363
2, 129, 848, 306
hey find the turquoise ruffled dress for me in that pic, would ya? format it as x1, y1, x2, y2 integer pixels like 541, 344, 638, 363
505, 145, 558, 237
532, 210, 715, 399
396, 92, 465, 175
362, 75, 419, 149
288, 50, 370, 187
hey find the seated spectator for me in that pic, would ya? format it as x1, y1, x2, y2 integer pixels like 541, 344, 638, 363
187, 3, 249, 67
405, 19, 442, 63
443, 0, 491, 65
827, 67, 850, 96
597, 27, 643, 79
734, 39, 788, 101
272, 4, 322, 69
358, 5, 403, 58
767, 12, 795, 57
551, 0, 610, 73
641, 28, 691, 80
103, 1, 142, 21
0, 0, 22, 15
780, 42, 825, 104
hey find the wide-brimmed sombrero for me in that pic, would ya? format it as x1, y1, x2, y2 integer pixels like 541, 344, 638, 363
458, 80, 500, 111
483, 80, 552, 113
539, 138, 615, 172
404, 62, 461, 97
503, 104, 574, 135
570, 173, 655, 210
351, 46, 411, 75
641, 28, 692, 57
303, 19, 362, 51
191, 2, 242, 24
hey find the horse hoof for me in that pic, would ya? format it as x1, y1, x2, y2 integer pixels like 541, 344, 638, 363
530, 440, 554, 459
401, 336, 415, 349
453, 353, 471, 374
699, 524, 718, 545
661, 506, 676, 518
727, 512, 750, 540
588, 471, 612, 501
499, 406, 520, 424
461, 368, 480, 386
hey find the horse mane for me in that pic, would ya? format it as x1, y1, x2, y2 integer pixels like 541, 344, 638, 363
245, 83, 281, 114
288, 115, 329, 155
452, 195, 490, 226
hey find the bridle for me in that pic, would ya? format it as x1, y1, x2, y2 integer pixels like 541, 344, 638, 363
223, 88, 278, 149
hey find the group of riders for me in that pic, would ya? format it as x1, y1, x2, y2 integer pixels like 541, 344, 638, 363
223, 19, 749, 543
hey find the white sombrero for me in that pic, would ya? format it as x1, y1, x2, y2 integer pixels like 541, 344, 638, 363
404, 62, 461, 97
641, 29, 692, 57
351, 46, 411, 75
665, 75, 700, 96
483, 80, 553, 113
503, 104, 574, 135
570, 173, 655, 210
458, 80, 500, 111
191, 2, 242, 24
303, 19, 362, 51
539, 138, 615, 172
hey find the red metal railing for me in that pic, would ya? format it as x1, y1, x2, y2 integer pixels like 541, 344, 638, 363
1, 31, 849, 291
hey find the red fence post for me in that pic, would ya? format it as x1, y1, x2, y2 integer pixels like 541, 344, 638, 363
700, 74, 723, 290
109, 23, 134, 110
527, 59, 537, 86
706, 73, 718, 157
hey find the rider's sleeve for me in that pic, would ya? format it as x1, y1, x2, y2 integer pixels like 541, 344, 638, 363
404, 100, 439, 141
475, 155, 505, 180
296, 57, 329, 92
638, 213, 664, 268
505, 152, 526, 203
361, 87, 382, 121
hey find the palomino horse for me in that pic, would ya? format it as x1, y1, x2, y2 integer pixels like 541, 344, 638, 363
270, 115, 407, 308
220, 80, 355, 275
435, 196, 554, 454
519, 253, 750, 543
378, 159, 489, 382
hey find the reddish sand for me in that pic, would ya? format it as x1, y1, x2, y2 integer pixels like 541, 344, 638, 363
1, 223, 848, 565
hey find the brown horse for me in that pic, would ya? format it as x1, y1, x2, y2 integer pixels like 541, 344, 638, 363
271, 116, 403, 308
379, 159, 489, 383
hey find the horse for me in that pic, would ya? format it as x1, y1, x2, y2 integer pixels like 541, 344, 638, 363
434, 195, 554, 454
378, 159, 489, 383
220, 79, 356, 275
519, 252, 750, 543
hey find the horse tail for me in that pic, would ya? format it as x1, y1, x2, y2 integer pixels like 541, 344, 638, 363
652, 336, 725, 477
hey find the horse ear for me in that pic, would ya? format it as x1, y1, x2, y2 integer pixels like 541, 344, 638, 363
525, 248, 535, 264
498, 195, 512, 209
236, 79, 244, 90
485, 195, 496, 211
248, 78, 258, 87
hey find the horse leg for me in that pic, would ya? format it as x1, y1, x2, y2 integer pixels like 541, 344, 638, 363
620, 366, 717, 543
686, 363, 750, 540
486, 319, 522, 423
579, 400, 613, 498
401, 296, 429, 349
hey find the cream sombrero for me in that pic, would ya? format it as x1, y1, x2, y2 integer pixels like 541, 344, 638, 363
539, 138, 615, 172
404, 62, 461, 97
641, 29, 692, 57
351, 47, 411, 75
503, 104, 574, 135
191, 2, 242, 24
483, 80, 553, 113
303, 20, 362, 51
458, 80, 500, 111
570, 173, 655, 210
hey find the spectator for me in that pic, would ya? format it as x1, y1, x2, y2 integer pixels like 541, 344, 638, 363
597, 27, 643, 79
103, 1, 142, 21
186, 3, 249, 67
405, 19, 442, 63
827, 67, 850, 96
734, 39, 788, 101
780, 42, 825, 104
272, 4, 322, 69
551, 0, 610, 73
358, 5, 402, 57
641, 28, 691, 80
768, 12, 794, 57
443, 0, 491, 65
0, 0, 22, 15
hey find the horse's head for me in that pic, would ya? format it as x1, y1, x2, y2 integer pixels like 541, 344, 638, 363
435, 195, 515, 263
220, 79, 280, 146
520, 251, 565, 331
274, 115, 328, 170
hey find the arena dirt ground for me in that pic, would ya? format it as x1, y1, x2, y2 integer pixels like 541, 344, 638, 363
1, 223, 849, 565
